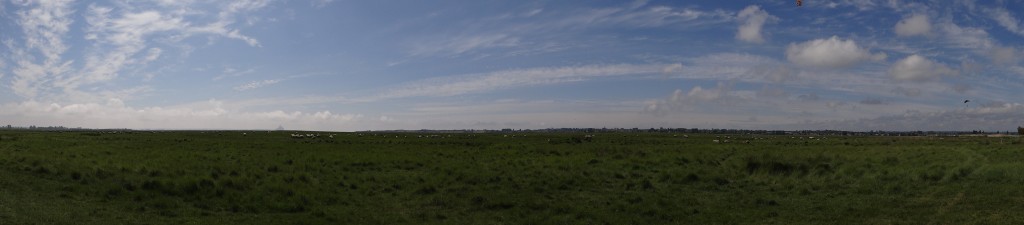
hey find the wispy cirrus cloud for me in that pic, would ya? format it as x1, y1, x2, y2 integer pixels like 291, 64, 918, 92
409, 34, 521, 57
377, 63, 678, 99
512, 2, 732, 32
12, 0, 73, 64
986, 7, 1024, 37
233, 71, 325, 91
935, 22, 1019, 66
214, 67, 257, 81
4, 1, 269, 102
0, 99, 363, 130
63, 8, 187, 91
8, 0, 75, 99
312, 0, 336, 8
405, 2, 734, 58
234, 79, 282, 91
591, 4, 733, 28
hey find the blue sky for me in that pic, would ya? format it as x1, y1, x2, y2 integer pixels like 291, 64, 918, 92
2, 0, 1024, 131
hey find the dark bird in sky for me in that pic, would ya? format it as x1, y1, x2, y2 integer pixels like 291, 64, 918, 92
964, 100, 970, 103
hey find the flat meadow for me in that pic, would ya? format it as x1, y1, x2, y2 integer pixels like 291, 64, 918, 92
1, 130, 1023, 224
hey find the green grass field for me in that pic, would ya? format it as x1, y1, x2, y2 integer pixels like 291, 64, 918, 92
1, 130, 1023, 224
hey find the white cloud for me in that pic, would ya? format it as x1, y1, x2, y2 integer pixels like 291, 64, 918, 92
394, 99, 669, 129
0, 99, 363, 131
891, 86, 922, 97
987, 7, 1024, 37
60, 9, 187, 91
408, 2, 734, 58
229, 95, 362, 110
312, 0, 336, 8
685, 84, 729, 101
936, 21, 1022, 67
989, 46, 1020, 65
232, 73, 319, 92
1010, 66, 1024, 77
14, 0, 73, 64
819, 103, 1024, 131
221, 0, 271, 20
740, 64, 796, 83
951, 83, 971, 94
688, 53, 778, 67
647, 53, 889, 91
895, 14, 931, 37
11, 60, 73, 99
615, 6, 733, 27
939, 22, 994, 50
4, 1, 271, 101
548, 4, 732, 29
213, 67, 257, 81
645, 82, 753, 113
735, 5, 776, 43
234, 79, 282, 91
758, 86, 788, 98
379, 64, 670, 99
785, 36, 886, 69
188, 21, 262, 47
673, 53, 787, 82
9, 0, 75, 99
888, 54, 956, 81
523, 8, 543, 17
411, 99, 564, 115
661, 63, 683, 75
143, 48, 163, 62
